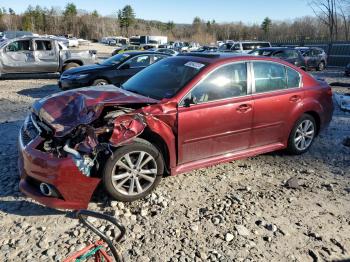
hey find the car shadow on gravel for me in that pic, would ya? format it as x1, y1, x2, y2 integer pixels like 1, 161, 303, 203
17, 84, 61, 99
1, 73, 60, 80
0, 199, 66, 216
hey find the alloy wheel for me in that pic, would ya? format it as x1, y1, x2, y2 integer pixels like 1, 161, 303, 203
111, 151, 158, 196
294, 119, 315, 151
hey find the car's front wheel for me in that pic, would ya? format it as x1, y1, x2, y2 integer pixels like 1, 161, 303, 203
62, 62, 80, 72
287, 114, 316, 155
103, 139, 164, 202
92, 79, 109, 86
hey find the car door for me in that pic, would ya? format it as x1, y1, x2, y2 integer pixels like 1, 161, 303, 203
303, 49, 314, 68
33, 40, 59, 73
250, 61, 304, 147
177, 62, 253, 164
113, 54, 152, 85
0, 39, 36, 73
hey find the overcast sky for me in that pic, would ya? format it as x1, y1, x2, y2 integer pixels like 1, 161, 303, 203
1, 0, 315, 24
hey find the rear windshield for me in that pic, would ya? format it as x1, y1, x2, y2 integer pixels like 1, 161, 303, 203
122, 57, 208, 100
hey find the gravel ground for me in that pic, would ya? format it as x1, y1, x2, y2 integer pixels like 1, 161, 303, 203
0, 69, 349, 262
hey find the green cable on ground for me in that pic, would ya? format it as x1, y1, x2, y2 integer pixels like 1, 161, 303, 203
75, 245, 105, 262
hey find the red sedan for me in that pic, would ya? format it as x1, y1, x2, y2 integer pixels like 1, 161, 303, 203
18, 53, 333, 209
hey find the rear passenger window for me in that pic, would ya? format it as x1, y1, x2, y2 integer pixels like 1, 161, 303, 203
35, 40, 52, 51
187, 62, 247, 103
253, 62, 286, 93
286, 67, 301, 88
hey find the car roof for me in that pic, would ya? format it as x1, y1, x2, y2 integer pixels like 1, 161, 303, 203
7, 36, 58, 41
295, 47, 323, 50
177, 52, 255, 64
254, 47, 296, 51
123, 51, 172, 56
176, 52, 305, 68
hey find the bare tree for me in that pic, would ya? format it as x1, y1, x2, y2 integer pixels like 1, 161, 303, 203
338, 0, 350, 40
309, 0, 339, 41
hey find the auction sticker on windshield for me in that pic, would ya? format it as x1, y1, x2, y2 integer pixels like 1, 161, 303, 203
185, 61, 205, 70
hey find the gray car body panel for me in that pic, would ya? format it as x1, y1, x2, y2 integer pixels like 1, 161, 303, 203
0, 36, 97, 75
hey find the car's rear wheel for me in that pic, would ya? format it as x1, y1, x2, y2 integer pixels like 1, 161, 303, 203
62, 62, 80, 72
287, 114, 316, 155
103, 139, 164, 202
317, 61, 325, 71
92, 79, 109, 86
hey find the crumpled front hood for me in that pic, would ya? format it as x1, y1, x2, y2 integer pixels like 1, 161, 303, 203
32, 85, 158, 137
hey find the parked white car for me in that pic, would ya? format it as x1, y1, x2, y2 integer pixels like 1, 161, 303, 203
68, 38, 79, 47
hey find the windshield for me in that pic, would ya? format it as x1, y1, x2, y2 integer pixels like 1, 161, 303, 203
219, 43, 233, 51
249, 49, 273, 56
101, 53, 130, 66
121, 57, 208, 100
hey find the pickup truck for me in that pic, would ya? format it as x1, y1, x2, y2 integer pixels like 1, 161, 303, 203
0, 36, 97, 76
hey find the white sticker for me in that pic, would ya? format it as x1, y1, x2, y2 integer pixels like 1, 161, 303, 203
184, 61, 205, 70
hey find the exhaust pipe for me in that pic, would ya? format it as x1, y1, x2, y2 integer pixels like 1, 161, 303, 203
40, 183, 53, 197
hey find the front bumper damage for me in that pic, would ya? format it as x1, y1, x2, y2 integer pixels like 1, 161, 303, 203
18, 133, 100, 209
18, 112, 147, 209
18, 87, 177, 209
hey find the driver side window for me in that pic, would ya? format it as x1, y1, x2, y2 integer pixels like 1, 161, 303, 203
183, 62, 247, 104
6, 40, 31, 52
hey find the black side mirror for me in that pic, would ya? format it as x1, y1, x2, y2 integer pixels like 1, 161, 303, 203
183, 97, 195, 107
120, 63, 130, 70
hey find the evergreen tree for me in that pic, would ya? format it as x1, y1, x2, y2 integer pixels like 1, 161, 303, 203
261, 17, 272, 37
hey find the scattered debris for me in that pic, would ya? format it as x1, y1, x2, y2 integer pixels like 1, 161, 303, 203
285, 177, 301, 189
235, 225, 250, 236
225, 233, 234, 242
266, 224, 278, 233
307, 231, 323, 241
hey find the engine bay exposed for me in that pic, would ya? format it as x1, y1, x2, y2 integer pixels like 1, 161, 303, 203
32, 105, 148, 177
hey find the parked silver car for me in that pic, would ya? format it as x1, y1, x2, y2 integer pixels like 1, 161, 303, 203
219, 41, 271, 53
0, 36, 97, 76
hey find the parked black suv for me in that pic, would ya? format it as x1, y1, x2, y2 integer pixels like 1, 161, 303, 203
249, 47, 306, 70
296, 47, 327, 71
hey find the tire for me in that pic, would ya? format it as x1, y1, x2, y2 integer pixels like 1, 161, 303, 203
317, 61, 325, 71
62, 62, 80, 72
287, 114, 317, 155
103, 139, 164, 202
92, 79, 109, 86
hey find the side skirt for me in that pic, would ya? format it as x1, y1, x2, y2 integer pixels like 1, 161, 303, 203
172, 142, 285, 176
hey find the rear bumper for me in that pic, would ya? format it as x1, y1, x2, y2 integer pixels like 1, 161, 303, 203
18, 127, 100, 210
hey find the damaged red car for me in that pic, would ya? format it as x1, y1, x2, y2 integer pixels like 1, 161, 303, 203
18, 53, 333, 209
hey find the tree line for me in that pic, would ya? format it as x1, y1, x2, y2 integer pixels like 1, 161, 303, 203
0, 2, 350, 43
